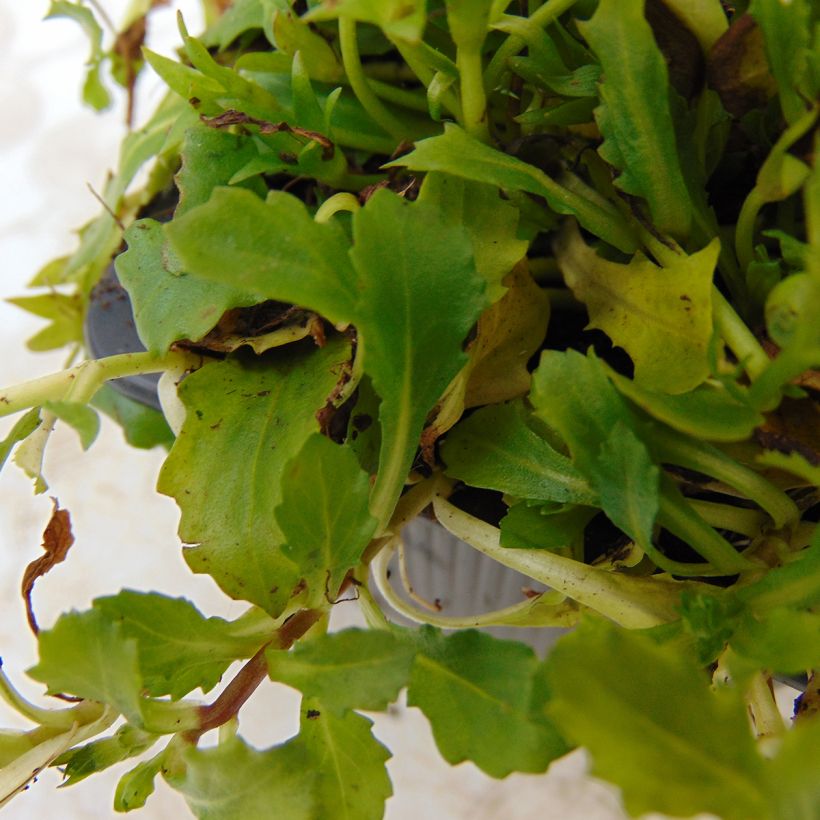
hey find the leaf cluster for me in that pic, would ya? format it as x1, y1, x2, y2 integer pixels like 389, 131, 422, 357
0, 0, 819, 817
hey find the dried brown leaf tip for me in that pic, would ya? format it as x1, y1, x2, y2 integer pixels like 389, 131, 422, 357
22, 499, 75, 635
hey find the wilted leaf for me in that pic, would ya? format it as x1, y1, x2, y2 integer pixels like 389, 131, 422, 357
22, 499, 75, 634
556, 223, 718, 393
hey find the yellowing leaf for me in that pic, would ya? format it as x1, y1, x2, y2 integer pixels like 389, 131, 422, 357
556, 223, 718, 394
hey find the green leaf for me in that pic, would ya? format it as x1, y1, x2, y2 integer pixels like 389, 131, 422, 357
116, 219, 258, 354
749, 0, 813, 124
270, 10, 344, 83
166, 187, 357, 326
158, 338, 352, 615
731, 608, 820, 675
46, 1, 111, 111
203, 0, 267, 50
546, 618, 768, 820
276, 434, 377, 604
578, 0, 693, 237
59, 725, 157, 786
43, 401, 100, 450
737, 536, 820, 613
92, 590, 260, 699
607, 368, 765, 442
91, 385, 174, 450
530, 350, 647, 486
114, 754, 164, 812
266, 628, 416, 714
351, 189, 486, 523
7, 292, 83, 352
765, 717, 820, 820
175, 126, 268, 217
307, 0, 427, 44
555, 223, 718, 394
168, 734, 316, 820
296, 701, 392, 820
595, 421, 660, 550
441, 402, 596, 505
500, 501, 594, 553
417, 172, 527, 302
389, 124, 639, 254
408, 629, 568, 777
0, 409, 41, 472
28, 609, 143, 723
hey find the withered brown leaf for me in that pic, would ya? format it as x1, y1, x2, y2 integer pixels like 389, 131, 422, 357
22, 499, 75, 635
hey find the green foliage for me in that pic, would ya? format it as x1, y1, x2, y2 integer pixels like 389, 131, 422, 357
555, 225, 718, 393
158, 339, 352, 615
276, 434, 377, 604
547, 618, 768, 820
2, 1, 819, 817
407, 629, 568, 777
266, 628, 416, 714
578, 0, 693, 238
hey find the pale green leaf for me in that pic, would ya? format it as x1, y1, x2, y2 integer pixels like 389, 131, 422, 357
731, 608, 820, 675
547, 618, 768, 820
297, 701, 392, 820
579, 0, 693, 237
28, 609, 143, 723
167, 734, 316, 820
114, 754, 164, 812
7, 292, 83, 352
43, 401, 100, 450
441, 402, 596, 504
166, 187, 358, 326
158, 339, 351, 615
417, 172, 527, 302
276, 434, 378, 604
388, 124, 638, 254
0, 409, 41, 472
555, 223, 718, 394
116, 219, 259, 354
93, 591, 260, 699
266, 628, 416, 714
59, 725, 157, 786
408, 629, 568, 777
46, 1, 111, 111
764, 717, 820, 820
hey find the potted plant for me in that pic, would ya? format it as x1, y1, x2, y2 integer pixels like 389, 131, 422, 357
0, 0, 818, 817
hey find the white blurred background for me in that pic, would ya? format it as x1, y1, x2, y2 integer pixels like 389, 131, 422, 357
0, 2, 744, 817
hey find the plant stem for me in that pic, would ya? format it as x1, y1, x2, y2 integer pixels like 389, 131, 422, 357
187, 608, 322, 740
338, 18, 407, 143
484, 0, 580, 91
456, 46, 490, 142
734, 186, 765, 275
746, 671, 785, 738
372, 540, 579, 628
0, 665, 106, 730
650, 427, 800, 529
314, 192, 360, 224
391, 40, 463, 121
656, 479, 758, 574
0, 349, 204, 419
432, 494, 697, 628
712, 286, 770, 380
